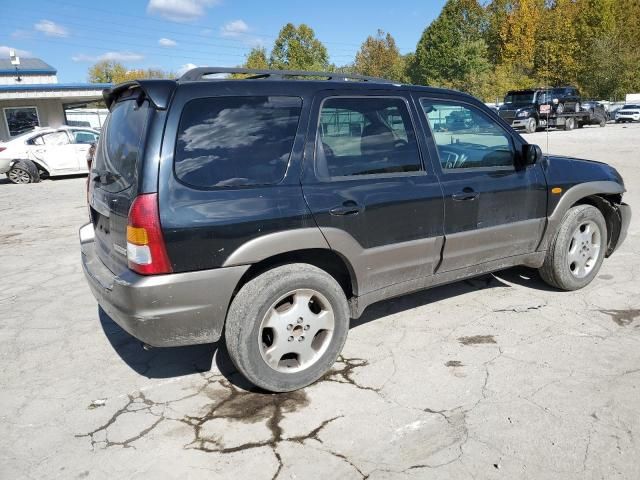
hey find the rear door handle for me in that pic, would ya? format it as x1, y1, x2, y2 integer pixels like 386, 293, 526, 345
329, 201, 362, 216
452, 189, 479, 201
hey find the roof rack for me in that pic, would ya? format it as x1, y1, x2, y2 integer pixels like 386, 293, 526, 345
179, 66, 393, 84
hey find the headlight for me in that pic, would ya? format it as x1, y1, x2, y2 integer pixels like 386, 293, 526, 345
516, 111, 530, 118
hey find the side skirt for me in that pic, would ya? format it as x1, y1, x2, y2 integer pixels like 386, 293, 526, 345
348, 251, 546, 319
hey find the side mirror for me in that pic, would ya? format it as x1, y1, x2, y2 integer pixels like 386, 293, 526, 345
521, 144, 543, 166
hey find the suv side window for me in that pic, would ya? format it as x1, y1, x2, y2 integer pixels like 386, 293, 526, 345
420, 100, 514, 171
175, 96, 302, 188
316, 97, 421, 178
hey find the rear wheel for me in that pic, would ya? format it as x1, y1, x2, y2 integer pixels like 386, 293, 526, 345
225, 263, 350, 392
564, 117, 576, 131
539, 205, 607, 290
7, 160, 40, 184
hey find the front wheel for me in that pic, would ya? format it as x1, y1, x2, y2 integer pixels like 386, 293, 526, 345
524, 117, 538, 134
539, 205, 607, 290
225, 263, 350, 392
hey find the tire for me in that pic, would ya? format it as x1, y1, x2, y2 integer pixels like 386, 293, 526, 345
524, 117, 537, 134
225, 263, 350, 392
7, 160, 41, 184
574, 102, 581, 113
577, 122, 584, 129
564, 117, 576, 131
539, 205, 607, 291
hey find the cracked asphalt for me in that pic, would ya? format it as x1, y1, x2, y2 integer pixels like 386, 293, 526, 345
1, 122, 639, 479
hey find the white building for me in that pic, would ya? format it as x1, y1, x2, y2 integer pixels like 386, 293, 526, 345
0, 57, 110, 142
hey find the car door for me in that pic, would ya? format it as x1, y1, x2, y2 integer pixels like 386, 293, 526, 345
30, 130, 78, 173
301, 91, 444, 295
70, 130, 99, 171
415, 96, 547, 272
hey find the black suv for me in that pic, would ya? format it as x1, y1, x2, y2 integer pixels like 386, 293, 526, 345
80, 68, 630, 392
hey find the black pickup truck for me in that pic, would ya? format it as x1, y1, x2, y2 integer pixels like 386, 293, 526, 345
498, 87, 607, 133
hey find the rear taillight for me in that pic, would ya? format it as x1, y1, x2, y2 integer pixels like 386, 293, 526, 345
0, 147, 6, 153
126, 193, 172, 275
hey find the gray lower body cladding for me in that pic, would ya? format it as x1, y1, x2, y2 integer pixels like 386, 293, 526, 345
80, 223, 248, 347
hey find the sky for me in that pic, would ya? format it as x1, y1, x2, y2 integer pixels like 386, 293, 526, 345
0, 0, 447, 83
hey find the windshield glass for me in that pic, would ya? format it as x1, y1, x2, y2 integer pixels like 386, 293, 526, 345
622, 105, 639, 109
504, 92, 534, 104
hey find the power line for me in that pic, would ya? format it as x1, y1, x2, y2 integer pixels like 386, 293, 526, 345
6, 0, 415, 54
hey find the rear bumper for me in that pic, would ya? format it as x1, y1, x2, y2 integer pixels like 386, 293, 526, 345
80, 223, 249, 347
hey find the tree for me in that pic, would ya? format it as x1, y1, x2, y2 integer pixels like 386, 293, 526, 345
88, 61, 173, 83
354, 30, 404, 81
88, 60, 127, 83
269, 23, 329, 71
533, 0, 580, 87
411, 0, 490, 96
243, 47, 269, 70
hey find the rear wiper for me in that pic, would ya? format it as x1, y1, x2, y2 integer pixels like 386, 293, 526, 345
92, 170, 121, 185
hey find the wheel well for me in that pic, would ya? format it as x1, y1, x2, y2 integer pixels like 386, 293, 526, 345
573, 194, 623, 256
233, 249, 356, 300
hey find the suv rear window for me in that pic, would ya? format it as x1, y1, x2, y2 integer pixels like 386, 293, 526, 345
174, 96, 302, 188
94, 95, 150, 193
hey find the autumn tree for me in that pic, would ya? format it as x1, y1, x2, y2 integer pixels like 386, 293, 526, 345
354, 30, 404, 81
88, 61, 127, 83
269, 23, 329, 71
88, 61, 173, 83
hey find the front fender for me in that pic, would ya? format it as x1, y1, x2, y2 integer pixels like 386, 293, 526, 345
537, 180, 625, 251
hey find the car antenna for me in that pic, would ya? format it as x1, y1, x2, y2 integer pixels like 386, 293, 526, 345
545, 45, 550, 156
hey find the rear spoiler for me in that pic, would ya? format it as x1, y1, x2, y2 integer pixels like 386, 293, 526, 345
103, 79, 177, 111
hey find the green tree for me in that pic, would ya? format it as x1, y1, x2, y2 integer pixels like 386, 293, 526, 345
411, 0, 490, 96
354, 29, 404, 81
269, 23, 329, 71
243, 47, 269, 70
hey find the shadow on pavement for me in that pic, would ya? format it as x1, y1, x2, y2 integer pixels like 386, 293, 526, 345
99, 308, 260, 391
98, 266, 556, 385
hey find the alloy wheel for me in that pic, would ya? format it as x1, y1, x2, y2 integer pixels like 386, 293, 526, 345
8, 168, 31, 184
258, 288, 335, 373
567, 220, 601, 278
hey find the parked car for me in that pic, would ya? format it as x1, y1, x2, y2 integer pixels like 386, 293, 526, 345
615, 104, 640, 123
0, 126, 100, 184
80, 68, 631, 392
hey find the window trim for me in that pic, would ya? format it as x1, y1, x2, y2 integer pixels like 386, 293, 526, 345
3, 106, 40, 138
313, 95, 427, 182
172, 95, 304, 190
417, 97, 519, 175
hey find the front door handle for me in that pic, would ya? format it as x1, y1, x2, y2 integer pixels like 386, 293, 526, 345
329, 201, 362, 216
452, 188, 479, 201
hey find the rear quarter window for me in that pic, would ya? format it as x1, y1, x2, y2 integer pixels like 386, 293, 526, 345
174, 96, 302, 188
94, 96, 150, 193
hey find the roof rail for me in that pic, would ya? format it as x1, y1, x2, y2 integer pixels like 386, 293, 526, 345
179, 66, 393, 84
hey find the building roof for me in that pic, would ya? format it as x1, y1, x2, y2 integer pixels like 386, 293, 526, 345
0, 82, 111, 92
0, 58, 57, 75
0, 82, 111, 101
